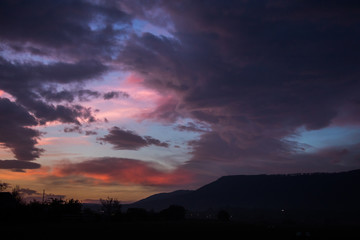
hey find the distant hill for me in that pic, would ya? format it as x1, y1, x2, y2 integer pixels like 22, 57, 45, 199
128, 169, 360, 217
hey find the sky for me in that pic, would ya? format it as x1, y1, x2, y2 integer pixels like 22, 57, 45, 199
0, 0, 360, 203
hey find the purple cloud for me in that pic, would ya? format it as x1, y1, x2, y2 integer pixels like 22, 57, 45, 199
0, 98, 43, 161
0, 160, 41, 172
0, 0, 359, 185
103, 91, 130, 100
117, 0, 360, 179
99, 127, 169, 150
0, 0, 131, 58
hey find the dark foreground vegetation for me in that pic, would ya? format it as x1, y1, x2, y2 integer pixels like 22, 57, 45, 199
2, 169, 360, 238
3, 219, 360, 239
1, 192, 360, 239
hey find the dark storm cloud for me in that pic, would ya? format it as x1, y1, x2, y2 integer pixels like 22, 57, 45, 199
19, 99, 96, 125
119, 0, 360, 178
0, 160, 41, 172
40, 88, 130, 104
0, 0, 359, 182
99, 126, 169, 150
0, 0, 131, 126
39, 89, 76, 103
0, 98, 43, 161
122, 0, 360, 126
0, 0, 133, 171
0, 57, 107, 124
0, 57, 107, 86
39, 88, 101, 103
0, 0, 131, 58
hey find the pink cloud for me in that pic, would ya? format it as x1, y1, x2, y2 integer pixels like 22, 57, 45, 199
138, 95, 183, 123
0, 166, 51, 181
86, 72, 181, 123
53, 157, 193, 186
37, 136, 91, 146
124, 73, 144, 84
81, 73, 166, 122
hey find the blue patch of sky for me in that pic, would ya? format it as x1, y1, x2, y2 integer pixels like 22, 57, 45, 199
285, 125, 360, 152
101, 119, 201, 168
132, 19, 175, 39
36, 117, 198, 169
86, 69, 128, 88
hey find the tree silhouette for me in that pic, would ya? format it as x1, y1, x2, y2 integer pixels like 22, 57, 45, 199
100, 197, 122, 219
63, 198, 82, 214
11, 185, 23, 205
0, 182, 10, 192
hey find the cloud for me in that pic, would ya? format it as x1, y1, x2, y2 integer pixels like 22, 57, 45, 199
63, 125, 97, 136
0, 0, 132, 163
99, 126, 169, 150
116, 0, 360, 177
0, 57, 107, 125
0, 57, 108, 87
103, 91, 130, 100
0, 0, 132, 59
0, 58, 103, 160
0, 1, 135, 169
0, 160, 41, 172
53, 157, 192, 186
175, 122, 210, 133
139, 96, 182, 123
0, 98, 43, 161
0, 0, 359, 184
287, 143, 360, 173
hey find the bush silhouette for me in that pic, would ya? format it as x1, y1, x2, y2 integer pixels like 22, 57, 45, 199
126, 208, 148, 221
217, 210, 230, 221
159, 205, 186, 221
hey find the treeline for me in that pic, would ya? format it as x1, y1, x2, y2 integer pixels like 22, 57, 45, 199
0, 188, 197, 223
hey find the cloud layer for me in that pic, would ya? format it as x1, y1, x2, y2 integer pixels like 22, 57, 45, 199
0, 0, 359, 191
0, 98, 42, 162
0, 0, 131, 166
117, 0, 360, 180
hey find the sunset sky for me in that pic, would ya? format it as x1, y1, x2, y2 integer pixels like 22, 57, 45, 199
1, 0, 360, 203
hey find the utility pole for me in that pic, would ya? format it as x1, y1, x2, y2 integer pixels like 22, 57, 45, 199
42, 189, 45, 203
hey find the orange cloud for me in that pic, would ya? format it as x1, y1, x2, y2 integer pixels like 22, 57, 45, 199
53, 157, 193, 186
0, 166, 51, 181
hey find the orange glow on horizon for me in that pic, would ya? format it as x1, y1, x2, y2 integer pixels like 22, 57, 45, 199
0, 166, 51, 181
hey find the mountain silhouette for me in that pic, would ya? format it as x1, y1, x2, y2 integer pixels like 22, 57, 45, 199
128, 169, 360, 221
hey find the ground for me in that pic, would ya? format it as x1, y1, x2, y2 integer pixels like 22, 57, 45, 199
2, 220, 360, 239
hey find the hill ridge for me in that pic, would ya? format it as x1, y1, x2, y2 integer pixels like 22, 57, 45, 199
127, 169, 360, 214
